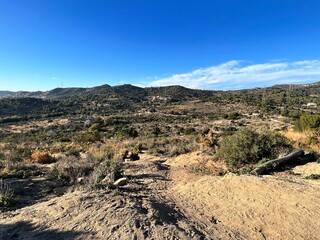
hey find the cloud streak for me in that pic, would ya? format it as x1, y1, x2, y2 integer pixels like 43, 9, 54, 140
144, 60, 320, 90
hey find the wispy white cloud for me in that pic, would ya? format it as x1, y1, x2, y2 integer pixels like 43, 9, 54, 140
143, 60, 320, 90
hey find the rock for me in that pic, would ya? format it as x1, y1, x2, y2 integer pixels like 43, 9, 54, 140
77, 177, 84, 184
127, 151, 133, 158
113, 177, 128, 187
84, 119, 91, 127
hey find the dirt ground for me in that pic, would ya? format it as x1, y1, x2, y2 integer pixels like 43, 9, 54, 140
1, 153, 320, 239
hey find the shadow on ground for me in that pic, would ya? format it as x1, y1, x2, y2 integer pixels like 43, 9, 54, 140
271, 153, 317, 175
1, 177, 65, 212
0, 221, 87, 240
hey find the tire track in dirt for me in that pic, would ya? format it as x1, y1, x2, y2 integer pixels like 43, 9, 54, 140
123, 155, 245, 239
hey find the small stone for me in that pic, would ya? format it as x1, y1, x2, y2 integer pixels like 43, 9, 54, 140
77, 177, 84, 184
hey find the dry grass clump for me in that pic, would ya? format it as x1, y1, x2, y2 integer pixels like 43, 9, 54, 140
0, 161, 40, 178
31, 150, 56, 164
167, 151, 228, 176
87, 144, 114, 161
283, 130, 309, 145
189, 158, 227, 176
283, 129, 320, 153
0, 159, 21, 176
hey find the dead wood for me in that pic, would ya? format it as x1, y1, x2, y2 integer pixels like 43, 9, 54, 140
251, 150, 305, 175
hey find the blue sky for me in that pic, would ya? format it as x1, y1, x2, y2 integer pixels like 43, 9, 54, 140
0, 0, 320, 91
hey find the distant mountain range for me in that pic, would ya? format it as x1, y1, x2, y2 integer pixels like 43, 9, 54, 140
0, 81, 319, 101
0, 82, 319, 120
0, 84, 215, 100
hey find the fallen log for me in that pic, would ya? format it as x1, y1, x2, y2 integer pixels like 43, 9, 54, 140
251, 150, 305, 175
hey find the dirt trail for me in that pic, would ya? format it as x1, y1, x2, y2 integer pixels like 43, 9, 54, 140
0, 155, 242, 240
1, 153, 319, 239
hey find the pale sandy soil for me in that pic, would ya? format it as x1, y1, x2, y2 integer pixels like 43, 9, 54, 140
0, 155, 241, 240
293, 162, 320, 176
1, 153, 320, 239
168, 154, 320, 240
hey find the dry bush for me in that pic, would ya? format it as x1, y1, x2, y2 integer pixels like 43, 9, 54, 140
50, 156, 96, 185
31, 150, 56, 164
86, 159, 123, 189
198, 130, 220, 152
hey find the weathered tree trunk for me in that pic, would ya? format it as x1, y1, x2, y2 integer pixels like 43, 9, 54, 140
251, 150, 305, 175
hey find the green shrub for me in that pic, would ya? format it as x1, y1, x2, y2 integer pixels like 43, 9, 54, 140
89, 123, 102, 132
133, 143, 143, 153
152, 126, 161, 137
294, 114, 320, 132
183, 127, 197, 135
116, 127, 138, 138
3, 145, 32, 163
218, 128, 292, 169
288, 111, 301, 120
0, 179, 14, 207
224, 112, 240, 120
65, 147, 80, 157
74, 130, 101, 143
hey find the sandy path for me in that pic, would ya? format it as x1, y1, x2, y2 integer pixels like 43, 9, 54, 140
169, 167, 320, 240
1, 153, 319, 239
0, 155, 241, 240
